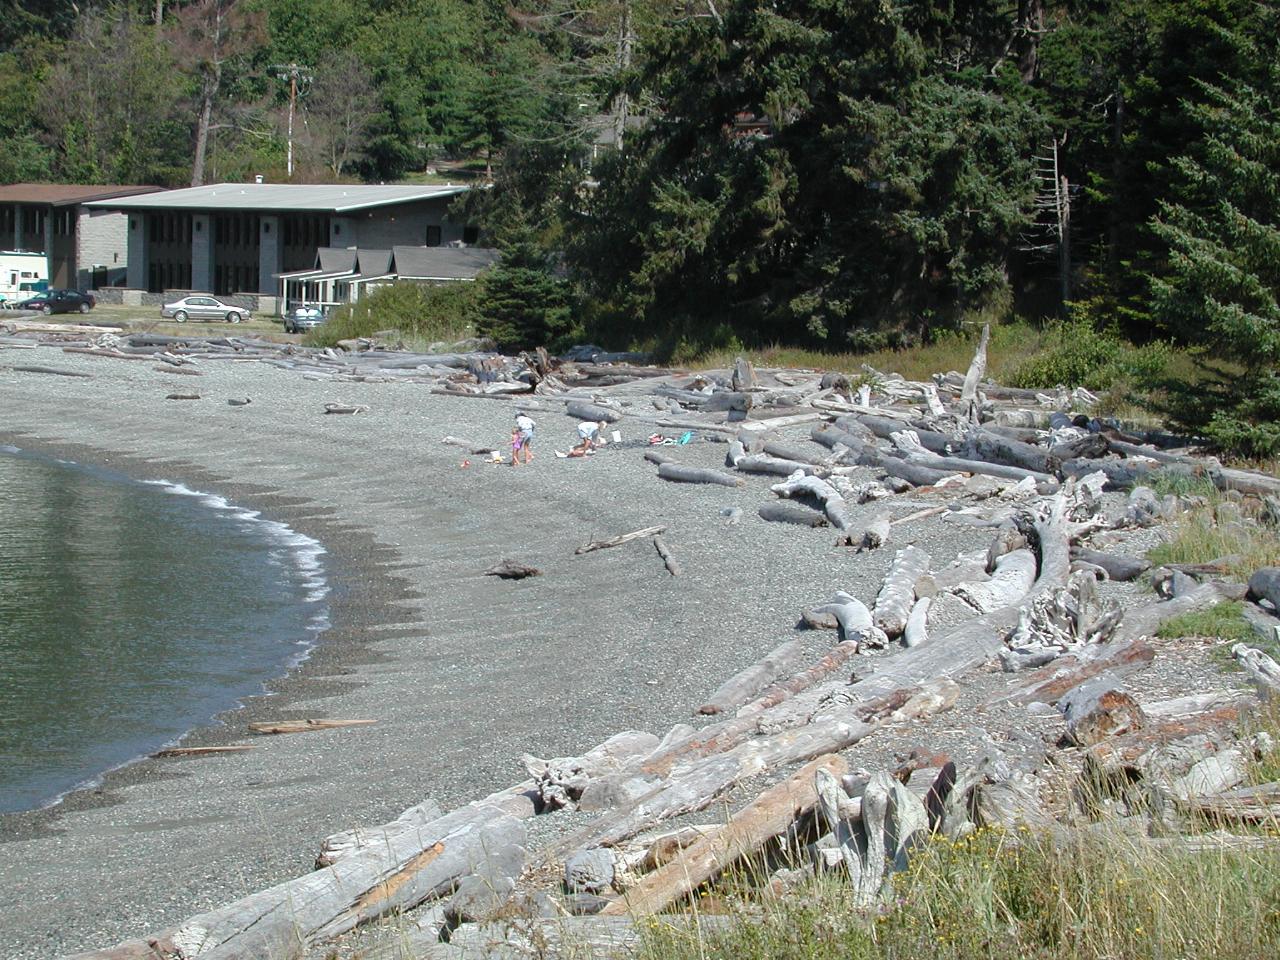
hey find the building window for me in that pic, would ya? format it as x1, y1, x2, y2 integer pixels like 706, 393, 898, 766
463, 226, 479, 245
426, 225, 442, 247
333, 223, 340, 237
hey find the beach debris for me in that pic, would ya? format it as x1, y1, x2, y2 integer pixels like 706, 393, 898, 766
483, 559, 542, 580
695, 639, 809, 716
323, 402, 370, 414
8, 364, 92, 378
657, 462, 744, 487
165, 393, 202, 401
248, 718, 376, 735
227, 397, 251, 406
575, 525, 667, 555
653, 535, 680, 576
152, 745, 254, 758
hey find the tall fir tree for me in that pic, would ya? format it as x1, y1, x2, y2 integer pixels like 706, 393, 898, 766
1149, 16, 1280, 455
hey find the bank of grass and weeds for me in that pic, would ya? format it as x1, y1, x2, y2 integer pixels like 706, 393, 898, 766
636, 824, 1280, 960
306, 282, 482, 350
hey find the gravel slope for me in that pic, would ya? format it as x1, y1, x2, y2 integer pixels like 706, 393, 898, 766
1, 349, 988, 958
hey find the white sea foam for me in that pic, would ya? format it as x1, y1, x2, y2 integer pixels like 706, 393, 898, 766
142, 478, 331, 635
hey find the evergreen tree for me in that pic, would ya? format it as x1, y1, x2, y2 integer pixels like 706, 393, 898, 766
477, 240, 573, 348
1149, 19, 1280, 456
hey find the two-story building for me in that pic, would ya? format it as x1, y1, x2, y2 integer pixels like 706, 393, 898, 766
86, 183, 485, 308
0, 183, 163, 290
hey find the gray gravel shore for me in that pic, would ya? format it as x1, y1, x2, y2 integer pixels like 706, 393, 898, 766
0, 348, 986, 958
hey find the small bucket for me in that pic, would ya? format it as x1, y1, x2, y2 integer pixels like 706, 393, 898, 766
611, 430, 622, 444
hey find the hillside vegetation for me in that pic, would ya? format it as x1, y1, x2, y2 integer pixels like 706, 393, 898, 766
4, 1, 1279, 454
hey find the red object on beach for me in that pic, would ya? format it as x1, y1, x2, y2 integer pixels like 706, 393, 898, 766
461, 459, 471, 468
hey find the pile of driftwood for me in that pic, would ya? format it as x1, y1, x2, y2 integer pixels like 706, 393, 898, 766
45, 325, 1280, 960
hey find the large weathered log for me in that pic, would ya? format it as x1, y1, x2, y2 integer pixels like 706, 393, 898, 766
566, 400, 622, 423
695, 640, 811, 716
1058, 678, 1147, 747
1232, 643, 1280, 700
757, 502, 828, 527
856, 415, 954, 454
316, 799, 445, 868
9, 364, 93, 378
576, 525, 667, 555
736, 641, 862, 716
878, 454, 959, 487
762, 440, 832, 466
1113, 583, 1241, 642
770, 472, 851, 530
735, 453, 818, 477
657, 463, 745, 488
872, 546, 931, 637
1069, 547, 1150, 582
74, 805, 525, 960
894, 435, 1057, 487
954, 549, 1037, 613
544, 719, 872, 859
1000, 638, 1156, 706
966, 428, 1059, 475
600, 754, 846, 916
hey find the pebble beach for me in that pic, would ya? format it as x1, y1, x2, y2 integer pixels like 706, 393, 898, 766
0, 348, 985, 958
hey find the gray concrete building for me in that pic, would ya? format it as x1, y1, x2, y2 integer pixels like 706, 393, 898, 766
0, 183, 163, 289
85, 183, 483, 305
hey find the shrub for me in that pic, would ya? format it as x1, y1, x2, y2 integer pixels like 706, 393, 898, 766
1008, 317, 1171, 391
307, 282, 480, 347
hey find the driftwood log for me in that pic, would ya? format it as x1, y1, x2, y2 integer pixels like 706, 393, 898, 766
758, 502, 828, 527
657, 463, 745, 488
599, 754, 846, 916
248, 718, 376, 735
652, 536, 681, 576
872, 546, 931, 637
695, 640, 810, 716
73, 804, 525, 960
576, 526, 667, 555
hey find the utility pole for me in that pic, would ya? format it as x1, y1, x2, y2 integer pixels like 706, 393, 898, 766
270, 63, 311, 178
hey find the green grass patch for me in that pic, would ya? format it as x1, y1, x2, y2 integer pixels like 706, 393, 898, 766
1147, 496, 1280, 582
1156, 600, 1256, 642
682, 321, 1050, 383
639, 827, 1280, 960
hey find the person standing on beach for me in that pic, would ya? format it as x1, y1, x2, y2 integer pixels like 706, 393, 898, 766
514, 412, 536, 465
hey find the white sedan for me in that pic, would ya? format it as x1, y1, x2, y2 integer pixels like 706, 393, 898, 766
161, 295, 251, 324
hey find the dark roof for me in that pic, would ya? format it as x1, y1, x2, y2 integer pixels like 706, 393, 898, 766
0, 183, 163, 207
391, 245, 500, 280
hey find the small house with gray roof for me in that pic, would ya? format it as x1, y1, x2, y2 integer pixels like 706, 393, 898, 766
85, 182, 490, 311
279, 245, 501, 309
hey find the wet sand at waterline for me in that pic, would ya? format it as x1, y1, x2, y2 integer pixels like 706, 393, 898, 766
0, 350, 971, 957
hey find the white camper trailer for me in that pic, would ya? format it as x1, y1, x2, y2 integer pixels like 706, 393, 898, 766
0, 251, 48, 305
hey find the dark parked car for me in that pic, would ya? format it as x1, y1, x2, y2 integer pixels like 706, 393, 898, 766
16, 289, 95, 315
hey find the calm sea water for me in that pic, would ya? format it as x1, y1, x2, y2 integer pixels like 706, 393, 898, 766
0, 445, 329, 813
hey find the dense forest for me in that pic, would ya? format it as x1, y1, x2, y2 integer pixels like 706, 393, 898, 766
2, 1, 1278, 453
